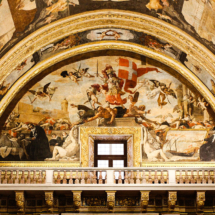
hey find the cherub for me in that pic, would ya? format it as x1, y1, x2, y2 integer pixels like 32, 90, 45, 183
84, 84, 102, 109
28, 82, 57, 103
60, 70, 81, 85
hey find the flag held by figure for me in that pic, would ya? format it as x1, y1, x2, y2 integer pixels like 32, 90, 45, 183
117, 58, 161, 94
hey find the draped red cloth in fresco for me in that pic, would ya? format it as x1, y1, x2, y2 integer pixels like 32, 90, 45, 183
117, 58, 161, 94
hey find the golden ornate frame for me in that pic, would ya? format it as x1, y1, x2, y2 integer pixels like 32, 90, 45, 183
1, 41, 215, 119
79, 127, 142, 167
0, 9, 214, 84
0, 10, 214, 167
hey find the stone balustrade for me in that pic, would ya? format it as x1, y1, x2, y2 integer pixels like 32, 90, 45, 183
53, 170, 107, 184
0, 168, 214, 190
176, 170, 215, 184
114, 170, 169, 184
0, 170, 46, 184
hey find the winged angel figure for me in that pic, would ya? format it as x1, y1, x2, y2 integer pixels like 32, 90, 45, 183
139, 79, 177, 108
28, 82, 58, 104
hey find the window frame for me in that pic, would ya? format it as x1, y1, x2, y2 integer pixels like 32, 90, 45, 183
94, 140, 127, 167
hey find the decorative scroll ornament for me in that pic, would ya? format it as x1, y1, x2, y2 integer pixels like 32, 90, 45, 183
72, 191, 82, 211
106, 191, 116, 212
45, 191, 54, 212
168, 191, 177, 211
15, 191, 25, 213
196, 191, 205, 211
140, 191, 150, 211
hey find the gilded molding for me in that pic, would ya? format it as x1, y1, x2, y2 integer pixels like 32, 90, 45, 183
0, 10, 215, 86
140, 191, 150, 211
168, 191, 177, 211
15, 191, 25, 213
72, 191, 82, 211
45, 191, 54, 212
0, 161, 80, 167
79, 127, 141, 167
1, 41, 215, 121
106, 191, 116, 212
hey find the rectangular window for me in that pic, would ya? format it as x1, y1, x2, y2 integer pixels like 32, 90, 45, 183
97, 144, 124, 155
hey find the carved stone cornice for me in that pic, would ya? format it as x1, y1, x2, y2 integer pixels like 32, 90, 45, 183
45, 191, 54, 212
196, 191, 205, 212
72, 191, 82, 211
106, 191, 116, 213
140, 191, 150, 211
15, 191, 25, 213
168, 191, 177, 211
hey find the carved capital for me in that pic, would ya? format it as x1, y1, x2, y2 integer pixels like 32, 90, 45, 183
106, 191, 116, 212
168, 191, 177, 211
45, 191, 54, 212
140, 191, 150, 211
72, 191, 82, 211
15, 191, 25, 213
196, 191, 205, 211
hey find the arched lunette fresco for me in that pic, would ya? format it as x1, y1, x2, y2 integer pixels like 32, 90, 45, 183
1, 41, 215, 125
0, 10, 215, 95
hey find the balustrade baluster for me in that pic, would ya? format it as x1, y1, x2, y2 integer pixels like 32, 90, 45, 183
75, 170, 79, 184
43, 171, 46, 184
179, 170, 183, 184
81, 170, 85, 184
176, 171, 179, 183
202, 170, 206, 184
184, 170, 188, 184
38, 170, 42, 184
56, 170, 61, 184
124, 170, 128, 184
99, 170, 103, 184
213, 170, 215, 184
197, 170, 201, 184
93, 170, 97, 184
87, 170, 91, 184
69, 170, 73, 184
15, 170, 19, 184
130, 170, 134, 184
148, 170, 152, 184
166, 171, 169, 184
8, 171, 13, 184
160, 170, 164, 184
136, 170, 140, 184
208, 170, 212, 184
142, 170, 146, 184
105, 171, 107, 184
63, 170, 67, 184
190, 170, 194, 184
118, 170, 122, 184
3, 170, 7, 184
26, 170, 31, 184
33, 170, 37, 184
20, 171, 25, 184
154, 170, 158, 184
